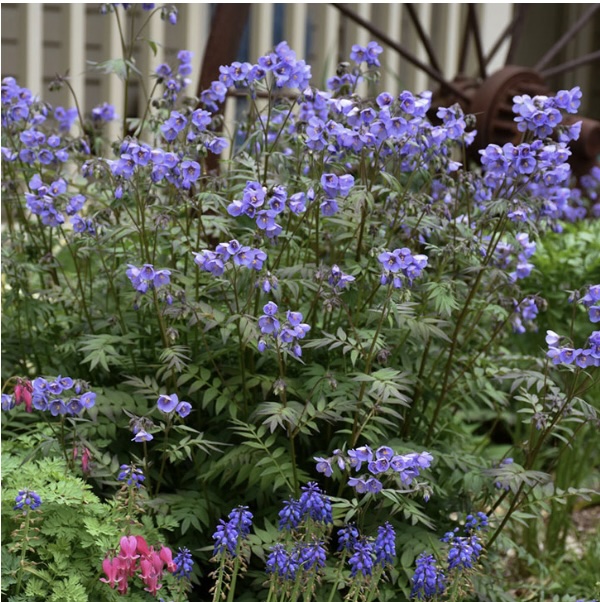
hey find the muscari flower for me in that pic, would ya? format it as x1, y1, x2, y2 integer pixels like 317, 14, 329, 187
173, 547, 194, 579
411, 553, 445, 600
14, 489, 42, 514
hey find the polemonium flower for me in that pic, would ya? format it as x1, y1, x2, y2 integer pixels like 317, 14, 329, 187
157, 393, 179, 413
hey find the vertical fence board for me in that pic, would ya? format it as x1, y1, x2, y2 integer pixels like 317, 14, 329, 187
67, 4, 87, 116
411, 3, 433, 93
138, 11, 165, 119
373, 4, 402, 96
345, 4, 372, 96
181, 4, 210, 95
21, 4, 43, 96
284, 4, 307, 60
441, 4, 463, 78
312, 4, 340, 88
250, 4, 274, 61
102, 10, 126, 141
480, 4, 513, 73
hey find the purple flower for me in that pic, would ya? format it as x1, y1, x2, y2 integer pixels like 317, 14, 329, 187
374, 522, 396, 566
173, 547, 194, 579
175, 401, 192, 418
213, 506, 253, 556
411, 554, 445, 600
118, 464, 145, 488
132, 429, 153, 443
14, 489, 42, 514
299, 482, 333, 524
349, 540, 375, 576
157, 393, 179, 413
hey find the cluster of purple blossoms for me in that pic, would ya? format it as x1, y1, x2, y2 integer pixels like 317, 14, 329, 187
156, 393, 191, 418
410, 521, 484, 597
328, 264, 356, 291
173, 547, 194, 579
581, 284, 600, 323
91, 102, 116, 122
159, 108, 219, 151
193, 239, 267, 276
546, 329, 600, 369
24, 174, 90, 231
1, 77, 40, 127
227, 182, 305, 238
511, 296, 540, 334
545, 285, 600, 368
513, 86, 581, 139
477, 89, 591, 225
212, 506, 253, 557
411, 553, 446, 600
1, 83, 77, 166
14, 489, 42, 514
117, 464, 145, 488
378, 248, 428, 289
130, 416, 154, 443
278, 482, 333, 530
2, 376, 96, 416
257, 302, 310, 358
350, 41, 384, 67
266, 540, 327, 580
107, 137, 222, 191
100, 3, 177, 24
315, 445, 434, 494
299, 84, 473, 174
492, 232, 536, 282
320, 173, 355, 216
155, 50, 193, 104
126, 263, 171, 298
441, 531, 484, 571
200, 41, 311, 111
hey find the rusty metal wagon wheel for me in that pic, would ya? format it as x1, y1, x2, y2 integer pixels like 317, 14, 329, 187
197, 4, 600, 174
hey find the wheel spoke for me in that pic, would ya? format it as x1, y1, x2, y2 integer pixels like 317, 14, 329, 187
484, 4, 529, 67
504, 4, 529, 65
468, 5, 487, 79
331, 3, 468, 100
405, 4, 443, 75
197, 4, 250, 94
534, 4, 600, 71
540, 49, 600, 79
457, 8, 470, 74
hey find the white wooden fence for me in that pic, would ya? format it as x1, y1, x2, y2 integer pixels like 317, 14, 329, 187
2, 4, 521, 105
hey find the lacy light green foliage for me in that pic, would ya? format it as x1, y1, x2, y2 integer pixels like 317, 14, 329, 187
1, 455, 124, 601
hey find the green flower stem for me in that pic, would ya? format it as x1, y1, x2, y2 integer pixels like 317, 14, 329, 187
14, 510, 32, 595
350, 284, 393, 447
326, 550, 348, 602
226, 554, 244, 602
211, 554, 227, 602
154, 416, 172, 496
